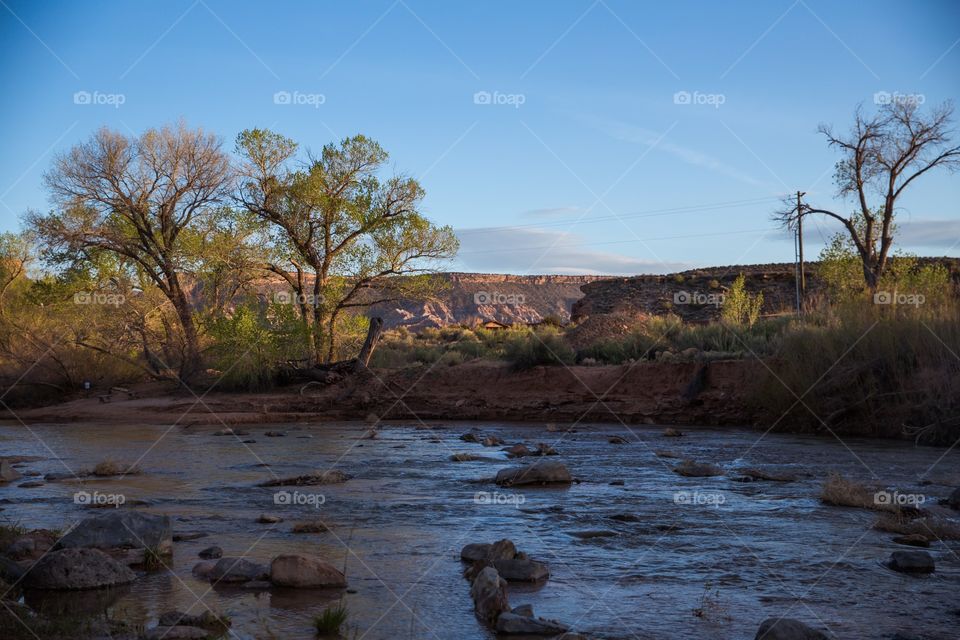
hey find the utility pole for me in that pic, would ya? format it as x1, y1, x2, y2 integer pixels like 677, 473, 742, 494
795, 191, 806, 312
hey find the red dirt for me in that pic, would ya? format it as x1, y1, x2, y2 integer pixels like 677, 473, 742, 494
5, 360, 759, 428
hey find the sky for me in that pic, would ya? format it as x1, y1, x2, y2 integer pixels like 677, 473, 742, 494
1, 0, 958, 275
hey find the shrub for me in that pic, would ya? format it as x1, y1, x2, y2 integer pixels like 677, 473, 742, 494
721, 274, 763, 326
504, 327, 575, 370
313, 604, 348, 636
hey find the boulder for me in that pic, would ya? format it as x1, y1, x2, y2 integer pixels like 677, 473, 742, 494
888, 550, 935, 574
23, 548, 136, 590
56, 510, 172, 555
673, 460, 722, 477
269, 554, 346, 588
470, 566, 509, 623
208, 557, 269, 583
198, 546, 223, 559
0, 459, 22, 483
504, 444, 532, 458
260, 470, 351, 486
608, 436, 627, 444
663, 428, 683, 437
495, 611, 568, 635
482, 436, 504, 447
493, 558, 549, 582
461, 539, 516, 563
495, 461, 572, 487
192, 561, 217, 579
755, 618, 830, 639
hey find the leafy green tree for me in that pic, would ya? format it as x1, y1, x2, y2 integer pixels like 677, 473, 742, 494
235, 129, 458, 364
721, 275, 763, 326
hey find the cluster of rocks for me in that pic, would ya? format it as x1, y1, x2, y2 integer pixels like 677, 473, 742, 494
192, 553, 345, 589
462, 539, 583, 638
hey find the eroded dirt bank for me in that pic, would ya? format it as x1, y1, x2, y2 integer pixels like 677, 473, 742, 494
8, 360, 758, 428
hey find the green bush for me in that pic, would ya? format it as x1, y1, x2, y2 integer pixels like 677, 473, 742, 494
504, 326, 575, 370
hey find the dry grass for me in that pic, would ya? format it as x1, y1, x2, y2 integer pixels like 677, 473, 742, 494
819, 474, 885, 510
874, 514, 960, 540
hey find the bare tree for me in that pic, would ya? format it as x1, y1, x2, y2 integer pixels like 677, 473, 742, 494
30, 122, 232, 380
777, 100, 960, 291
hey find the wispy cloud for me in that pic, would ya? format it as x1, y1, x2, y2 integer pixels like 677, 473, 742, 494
521, 205, 583, 218
580, 114, 769, 188
455, 226, 687, 275
895, 219, 960, 250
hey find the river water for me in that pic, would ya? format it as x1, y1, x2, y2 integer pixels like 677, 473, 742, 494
0, 421, 957, 639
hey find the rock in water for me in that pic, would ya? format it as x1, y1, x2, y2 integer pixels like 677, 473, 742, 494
470, 566, 510, 623
673, 459, 723, 477
888, 550, 935, 574
269, 554, 346, 588
260, 470, 351, 486
24, 548, 136, 589
208, 557, 269, 583
493, 558, 550, 582
57, 510, 172, 555
947, 487, 960, 510
495, 461, 572, 486
495, 611, 568, 635
0, 459, 22, 483
754, 618, 831, 640
198, 546, 223, 559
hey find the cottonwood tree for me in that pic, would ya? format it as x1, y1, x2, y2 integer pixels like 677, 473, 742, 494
777, 100, 960, 291
236, 130, 458, 364
29, 123, 232, 380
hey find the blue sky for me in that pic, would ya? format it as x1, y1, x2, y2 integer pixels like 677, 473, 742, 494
1, 0, 958, 275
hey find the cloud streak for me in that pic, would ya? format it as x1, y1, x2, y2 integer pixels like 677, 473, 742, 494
455, 226, 687, 275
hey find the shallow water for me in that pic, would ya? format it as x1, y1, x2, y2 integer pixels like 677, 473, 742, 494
1, 421, 958, 639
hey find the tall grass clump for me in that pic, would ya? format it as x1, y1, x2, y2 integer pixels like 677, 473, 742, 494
504, 326, 575, 370
313, 603, 348, 636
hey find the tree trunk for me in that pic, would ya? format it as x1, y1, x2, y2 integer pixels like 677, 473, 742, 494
354, 317, 383, 372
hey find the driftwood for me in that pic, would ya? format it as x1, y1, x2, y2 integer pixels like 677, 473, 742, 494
287, 317, 385, 383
